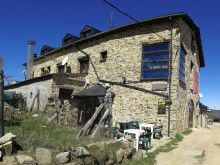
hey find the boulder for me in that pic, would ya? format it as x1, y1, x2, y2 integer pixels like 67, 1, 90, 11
0, 133, 16, 144
71, 146, 90, 158
64, 163, 78, 165
0, 146, 2, 159
87, 143, 100, 156
3, 156, 18, 165
123, 144, 136, 159
132, 150, 143, 160
36, 148, 52, 165
16, 155, 36, 165
116, 148, 124, 163
2, 141, 13, 155
56, 151, 71, 164
105, 153, 115, 165
123, 147, 133, 159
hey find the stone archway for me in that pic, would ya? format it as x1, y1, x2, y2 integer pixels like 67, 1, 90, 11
188, 100, 194, 128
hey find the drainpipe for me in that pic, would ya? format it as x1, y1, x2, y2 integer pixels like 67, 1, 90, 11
167, 17, 173, 137
26, 41, 36, 80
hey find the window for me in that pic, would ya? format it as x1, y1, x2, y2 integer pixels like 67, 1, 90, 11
190, 61, 194, 73
191, 34, 196, 55
79, 58, 89, 75
41, 68, 45, 76
100, 51, 107, 62
141, 43, 169, 79
66, 66, 72, 73
82, 29, 93, 38
47, 66, 51, 74
179, 47, 186, 82
57, 63, 65, 74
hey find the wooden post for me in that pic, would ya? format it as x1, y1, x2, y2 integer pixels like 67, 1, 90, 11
37, 89, 40, 111
55, 97, 60, 124
0, 70, 4, 136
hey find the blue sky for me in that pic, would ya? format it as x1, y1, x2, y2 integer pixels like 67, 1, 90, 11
0, 0, 219, 109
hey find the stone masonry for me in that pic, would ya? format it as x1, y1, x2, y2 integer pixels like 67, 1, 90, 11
9, 14, 205, 135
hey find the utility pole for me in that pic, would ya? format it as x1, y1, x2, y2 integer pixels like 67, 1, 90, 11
0, 70, 4, 136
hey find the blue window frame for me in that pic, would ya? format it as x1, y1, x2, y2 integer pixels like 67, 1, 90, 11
141, 43, 169, 79
179, 47, 186, 82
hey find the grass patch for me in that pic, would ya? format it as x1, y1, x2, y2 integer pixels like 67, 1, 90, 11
214, 143, 220, 148
194, 150, 205, 163
5, 113, 110, 152
123, 132, 188, 165
182, 128, 192, 135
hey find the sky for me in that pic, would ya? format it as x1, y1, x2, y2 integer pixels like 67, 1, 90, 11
0, 0, 220, 109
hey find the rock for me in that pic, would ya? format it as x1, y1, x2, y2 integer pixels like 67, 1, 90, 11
123, 143, 136, 159
71, 146, 90, 158
116, 148, 124, 163
36, 148, 52, 165
64, 163, 78, 165
0, 150, 2, 161
123, 147, 133, 159
3, 156, 18, 165
87, 143, 100, 156
2, 141, 13, 155
132, 150, 143, 160
105, 153, 115, 165
16, 155, 36, 165
105, 159, 115, 165
0, 133, 16, 144
32, 114, 39, 118
56, 151, 71, 164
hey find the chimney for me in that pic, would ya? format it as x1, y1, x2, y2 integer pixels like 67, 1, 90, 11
26, 41, 36, 80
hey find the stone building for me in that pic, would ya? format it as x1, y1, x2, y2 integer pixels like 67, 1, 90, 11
5, 12, 205, 135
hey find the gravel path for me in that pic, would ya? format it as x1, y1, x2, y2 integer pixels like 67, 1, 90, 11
156, 123, 220, 165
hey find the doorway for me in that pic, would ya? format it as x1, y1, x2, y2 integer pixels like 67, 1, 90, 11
188, 100, 194, 128
78, 97, 101, 125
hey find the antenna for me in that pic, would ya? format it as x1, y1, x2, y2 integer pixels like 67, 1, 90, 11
62, 56, 68, 65
110, 11, 114, 29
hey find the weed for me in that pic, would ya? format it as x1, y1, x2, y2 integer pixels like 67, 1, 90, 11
194, 150, 205, 163
182, 128, 192, 135
123, 133, 185, 165
5, 113, 109, 152
214, 143, 220, 148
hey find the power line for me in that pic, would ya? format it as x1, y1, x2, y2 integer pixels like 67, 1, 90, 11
101, 0, 166, 40
102, 0, 139, 23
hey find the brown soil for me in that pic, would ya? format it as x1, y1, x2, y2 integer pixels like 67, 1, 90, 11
156, 123, 220, 165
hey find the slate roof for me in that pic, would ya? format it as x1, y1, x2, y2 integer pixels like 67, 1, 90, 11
62, 33, 79, 46
41, 45, 56, 55
207, 110, 220, 120
73, 84, 106, 97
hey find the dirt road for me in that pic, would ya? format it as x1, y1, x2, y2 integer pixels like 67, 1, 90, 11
156, 123, 220, 165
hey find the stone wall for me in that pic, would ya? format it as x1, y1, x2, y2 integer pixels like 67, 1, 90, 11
31, 18, 202, 134
170, 18, 202, 132
5, 78, 53, 112
4, 74, 85, 116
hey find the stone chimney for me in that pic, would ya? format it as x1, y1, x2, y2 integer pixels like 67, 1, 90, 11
26, 41, 35, 80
